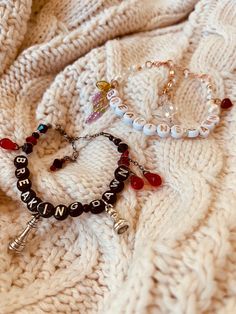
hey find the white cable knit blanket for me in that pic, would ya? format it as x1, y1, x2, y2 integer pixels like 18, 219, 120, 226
0, 0, 236, 313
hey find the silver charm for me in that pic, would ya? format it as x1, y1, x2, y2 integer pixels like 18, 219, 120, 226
8, 214, 40, 253
105, 204, 129, 234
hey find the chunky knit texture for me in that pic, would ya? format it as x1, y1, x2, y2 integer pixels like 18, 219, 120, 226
0, 0, 236, 313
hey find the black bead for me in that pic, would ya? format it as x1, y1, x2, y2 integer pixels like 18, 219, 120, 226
17, 178, 32, 192
117, 142, 128, 153
102, 191, 117, 205
37, 124, 49, 134
53, 159, 63, 169
108, 135, 114, 141
114, 166, 130, 182
22, 142, 33, 154
32, 132, 40, 139
14, 155, 28, 168
109, 179, 124, 193
37, 202, 55, 218
21, 190, 36, 203
54, 204, 69, 221
15, 167, 30, 180
89, 199, 105, 214
27, 197, 42, 213
69, 202, 83, 217
113, 138, 122, 145
83, 204, 90, 213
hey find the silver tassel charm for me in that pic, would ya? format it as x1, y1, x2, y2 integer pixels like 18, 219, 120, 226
8, 214, 40, 253
105, 204, 129, 234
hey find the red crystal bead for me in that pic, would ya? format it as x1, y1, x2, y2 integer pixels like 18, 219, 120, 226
0, 138, 19, 150
121, 150, 129, 158
221, 98, 233, 109
130, 175, 144, 190
50, 165, 57, 171
118, 157, 130, 166
26, 136, 37, 145
144, 172, 162, 187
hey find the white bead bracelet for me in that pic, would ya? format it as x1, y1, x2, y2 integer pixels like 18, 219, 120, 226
86, 60, 233, 138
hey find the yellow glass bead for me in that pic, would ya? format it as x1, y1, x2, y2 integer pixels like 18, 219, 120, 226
96, 81, 111, 92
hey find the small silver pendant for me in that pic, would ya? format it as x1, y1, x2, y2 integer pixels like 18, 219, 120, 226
8, 214, 40, 253
105, 204, 129, 234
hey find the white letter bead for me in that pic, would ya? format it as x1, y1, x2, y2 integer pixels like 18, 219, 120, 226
143, 123, 157, 136
133, 117, 146, 130
208, 114, 220, 125
107, 89, 118, 100
115, 104, 128, 116
109, 97, 122, 109
187, 128, 199, 138
201, 119, 215, 130
199, 126, 210, 138
157, 123, 170, 138
208, 103, 221, 115
123, 111, 135, 125
171, 125, 184, 139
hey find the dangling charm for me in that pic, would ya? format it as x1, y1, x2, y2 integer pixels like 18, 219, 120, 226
105, 204, 129, 234
0, 138, 19, 150
130, 174, 144, 190
8, 214, 40, 253
143, 171, 162, 187
86, 80, 112, 124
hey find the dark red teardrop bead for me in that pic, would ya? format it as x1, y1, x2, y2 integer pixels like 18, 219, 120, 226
26, 136, 37, 145
144, 172, 162, 187
50, 165, 57, 171
130, 175, 144, 190
221, 98, 233, 109
0, 138, 19, 150
118, 157, 130, 166
121, 150, 129, 158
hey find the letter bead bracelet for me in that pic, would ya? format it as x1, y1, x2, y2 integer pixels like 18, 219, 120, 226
86, 60, 233, 138
0, 124, 162, 253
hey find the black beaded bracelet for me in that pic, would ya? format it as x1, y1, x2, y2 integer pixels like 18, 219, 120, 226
9, 129, 132, 253
7, 124, 162, 253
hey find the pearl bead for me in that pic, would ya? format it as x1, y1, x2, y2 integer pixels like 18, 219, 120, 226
208, 114, 220, 125
107, 89, 118, 100
143, 123, 156, 136
123, 111, 135, 125
208, 103, 221, 115
187, 128, 199, 138
199, 126, 210, 138
170, 125, 184, 139
115, 104, 128, 117
133, 117, 146, 131
157, 123, 170, 138
109, 97, 122, 109
201, 119, 215, 130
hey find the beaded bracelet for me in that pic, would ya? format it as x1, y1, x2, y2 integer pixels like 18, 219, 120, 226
86, 60, 233, 138
1, 124, 162, 253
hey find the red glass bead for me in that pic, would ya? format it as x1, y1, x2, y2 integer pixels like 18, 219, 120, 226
144, 172, 162, 187
50, 165, 57, 171
121, 150, 129, 158
0, 138, 19, 150
118, 157, 130, 166
26, 136, 37, 145
221, 98, 233, 109
130, 175, 144, 190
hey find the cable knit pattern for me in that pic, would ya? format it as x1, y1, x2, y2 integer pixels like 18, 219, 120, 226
0, 0, 236, 313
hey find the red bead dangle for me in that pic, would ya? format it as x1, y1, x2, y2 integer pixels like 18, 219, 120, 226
0, 138, 19, 150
